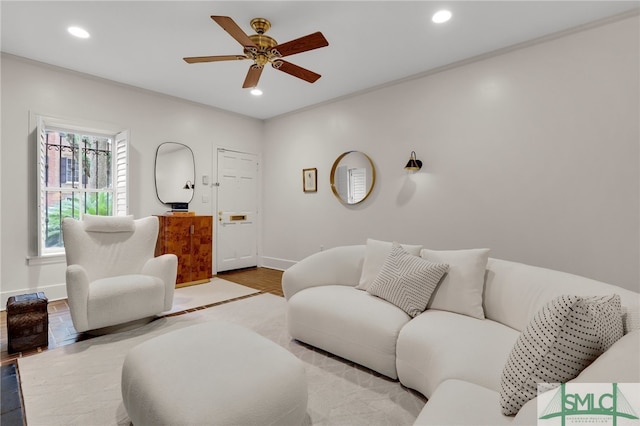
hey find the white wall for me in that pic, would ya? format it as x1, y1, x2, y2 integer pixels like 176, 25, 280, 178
261, 16, 640, 291
2, 15, 638, 305
0, 54, 263, 305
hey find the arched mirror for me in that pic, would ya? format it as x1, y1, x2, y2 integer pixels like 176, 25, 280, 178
155, 142, 195, 209
330, 151, 376, 204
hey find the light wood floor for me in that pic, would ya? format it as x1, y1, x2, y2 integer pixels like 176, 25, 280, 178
0, 267, 283, 365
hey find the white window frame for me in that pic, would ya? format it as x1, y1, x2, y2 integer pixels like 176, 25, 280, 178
34, 114, 129, 258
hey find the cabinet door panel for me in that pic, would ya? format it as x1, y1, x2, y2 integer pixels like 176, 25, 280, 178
191, 216, 213, 281
163, 217, 192, 284
156, 215, 213, 286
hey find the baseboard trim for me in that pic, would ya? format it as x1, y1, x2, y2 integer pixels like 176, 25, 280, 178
1, 283, 67, 310
260, 257, 296, 271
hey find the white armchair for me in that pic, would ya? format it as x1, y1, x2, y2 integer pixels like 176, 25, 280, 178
62, 215, 177, 333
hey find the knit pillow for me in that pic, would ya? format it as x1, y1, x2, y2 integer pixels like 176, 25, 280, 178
367, 243, 448, 317
500, 294, 623, 416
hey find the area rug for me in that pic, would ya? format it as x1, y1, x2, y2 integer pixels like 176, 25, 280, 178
165, 278, 259, 314
18, 294, 425, 425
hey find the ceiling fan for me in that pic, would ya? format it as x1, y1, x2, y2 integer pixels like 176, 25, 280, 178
184, 16, 329, 89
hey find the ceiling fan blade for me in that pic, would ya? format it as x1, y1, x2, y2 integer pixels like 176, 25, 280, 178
242, 65, 264, 88
183, 55, 248, 64
211, 16, 257, 49
272, 32, 329, 58
273, 60, 321, 83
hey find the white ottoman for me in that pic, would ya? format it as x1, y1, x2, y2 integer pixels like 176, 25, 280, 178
121, 321, 308, 426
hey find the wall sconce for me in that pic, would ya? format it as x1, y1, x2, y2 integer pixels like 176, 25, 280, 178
183, 180, 194, 189
404, 151, 422, 172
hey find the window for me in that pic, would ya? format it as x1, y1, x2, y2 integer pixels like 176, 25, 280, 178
36, 115, 128, 256
61, 157, 79, 184
348, 167, 367, 204
335, 165, 367, 204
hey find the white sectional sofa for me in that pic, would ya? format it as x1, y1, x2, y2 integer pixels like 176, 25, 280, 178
283, 242, 640, 425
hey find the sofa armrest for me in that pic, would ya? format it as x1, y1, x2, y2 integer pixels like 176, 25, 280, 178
282, 245, 365, 300
142, 254, 178, 310
513, 330, 640, 424
66, 264, 91, 332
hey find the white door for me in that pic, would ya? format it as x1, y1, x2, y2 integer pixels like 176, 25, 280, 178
216, 149, 258, 272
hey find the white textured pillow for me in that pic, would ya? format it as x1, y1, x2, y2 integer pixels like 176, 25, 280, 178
356, 239, 422, 291
421, 248, 490, 319
367, 244, 448, 317
500, 294, 624, 416
83, 214, 135, 233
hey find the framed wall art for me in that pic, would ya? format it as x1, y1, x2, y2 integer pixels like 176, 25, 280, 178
303, 168, 317, 193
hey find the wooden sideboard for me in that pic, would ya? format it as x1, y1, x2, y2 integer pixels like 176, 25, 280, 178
155, 214, 213, 287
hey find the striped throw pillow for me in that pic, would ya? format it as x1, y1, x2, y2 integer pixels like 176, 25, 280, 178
367, 243, 448, 317
500, 294, 624, 415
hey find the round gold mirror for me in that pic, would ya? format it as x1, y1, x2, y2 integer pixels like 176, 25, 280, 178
330, 151, 376, 204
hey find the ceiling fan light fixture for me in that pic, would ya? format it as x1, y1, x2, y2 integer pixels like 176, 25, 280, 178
184, 16, 329, 89
432, 10, 452, 24
67, 26, 90, 38
250, 88, 263, 96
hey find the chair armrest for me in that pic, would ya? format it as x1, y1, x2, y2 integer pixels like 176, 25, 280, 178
282, 245, 365, 300
143, 254, 178, 310
66, 264, 91, 332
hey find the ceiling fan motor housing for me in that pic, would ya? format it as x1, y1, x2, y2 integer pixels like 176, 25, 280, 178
246, 19, 280, 68
250, 18, 271, 34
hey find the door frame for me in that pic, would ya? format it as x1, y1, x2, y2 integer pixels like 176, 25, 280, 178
212, 146, 262, 274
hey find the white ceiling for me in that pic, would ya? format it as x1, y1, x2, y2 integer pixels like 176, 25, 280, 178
2, 1, 638, 120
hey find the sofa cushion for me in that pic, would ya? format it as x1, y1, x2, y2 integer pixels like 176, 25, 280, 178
500, 294, 624, 415
356, 239, 422, 291
415, 379, 512, 426
421, 248, 490, 319
367, 244, 448, 318
287, 285, 411, 379
396, 310, 520, 398
87, 274, 166, 329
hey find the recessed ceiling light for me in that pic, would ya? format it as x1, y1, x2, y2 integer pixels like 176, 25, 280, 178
67, 26, 90, 39
250, 88, 263, 96
432, 10, 452, 24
